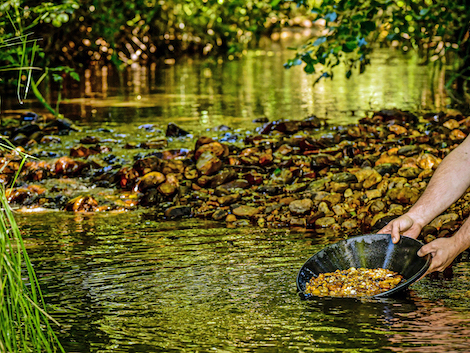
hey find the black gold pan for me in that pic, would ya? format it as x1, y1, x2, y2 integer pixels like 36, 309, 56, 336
296, 233, 431, 298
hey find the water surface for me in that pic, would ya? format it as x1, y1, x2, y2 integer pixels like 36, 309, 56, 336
18, 212, 470, 352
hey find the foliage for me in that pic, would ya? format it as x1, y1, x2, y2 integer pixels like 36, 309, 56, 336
1, 0, 296, 67
0, 0, 80, 115
284, 0, 470, 98
0, 141, 64, 352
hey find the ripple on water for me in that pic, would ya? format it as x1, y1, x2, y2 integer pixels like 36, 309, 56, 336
15, 212, 470, 352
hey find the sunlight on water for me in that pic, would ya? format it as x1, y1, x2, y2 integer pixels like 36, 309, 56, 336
51, 43, 448, 135
16, 212, 470, 352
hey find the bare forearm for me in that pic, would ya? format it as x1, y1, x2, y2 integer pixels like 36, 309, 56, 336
407, 137, 470, 226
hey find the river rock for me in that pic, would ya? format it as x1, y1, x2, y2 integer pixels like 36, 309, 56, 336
196, 151, 223, 176
365, 189, 382, 200
362, 169, 382, 189
211, 169, 237, 188
416, 153, 441, 170
369, 199, 386, 214
450, 129, 467, 140
137, 171, 166, 191
164, 206, 193, 218
315, 216, 336, 229
329, 182, 348, 193
212, 208, 229, 221
429, 213, 459, 229
166, 122, 189, 137
289, 199, 313, 214
157, 181, 178, 197
65, 195, 99, 212
218, 193, 241, 206
397, 166, 421, 179
270, 169, 293, 184
195, 141, 229, 160
232, 205, 259, 218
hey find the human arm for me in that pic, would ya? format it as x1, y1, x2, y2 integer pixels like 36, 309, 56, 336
379, 134, 470, 243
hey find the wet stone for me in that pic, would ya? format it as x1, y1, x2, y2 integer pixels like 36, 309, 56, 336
429, 213, 459, 229
217, 193, 241, 206
256, 185, 283, 196
196, 151, 223, 176
164, 206, 193, 218
308, 178, 328, 191
65, 195, 99, 212
374, 163, 399, 176
166, 122, 190, 137
232, 205, 259, 218
330, 182, 348, 193
137, 171, 166, 192
398, 167, 421, 179
289, 199, 313, 215
397, 145, 420, 156
315, 216, 336, 228
212, 209, 229, 221
332, 172, 358, 183
369, 199, 386, 214
210, 169, 237, 188
218, 179, 250, 191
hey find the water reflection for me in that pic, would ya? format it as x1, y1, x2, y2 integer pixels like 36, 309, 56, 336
45, 40, 448, 134
15, 212, 470, 352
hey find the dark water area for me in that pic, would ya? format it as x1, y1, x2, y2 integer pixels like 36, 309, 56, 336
18, 212, 470, 352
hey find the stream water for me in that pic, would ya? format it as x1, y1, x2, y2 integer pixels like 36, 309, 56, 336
5, 39, 470, 352
18, 212, 470, 352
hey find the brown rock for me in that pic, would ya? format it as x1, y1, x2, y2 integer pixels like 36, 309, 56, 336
226, 214, 237, 223
195, 141, 228, 160
65, 195, 99, 212
362, 170, 383, 189
375, 154, 402, 166
184, 166, 199, 180
232, 205, 259, 218
450, 129, 467, 141
196, 151, 223, 176
54, 156, 87, 176
161, 160, 184, 175
315, 216, 336, 228
429, 213, 459, 229
138, 172, 166, 192
389, 124, 408, 135
397, 167, 421, 179
417, 153, 441, 170
217, 193, 241, 206
289, 199, 313, 214
365, 189, 382, 200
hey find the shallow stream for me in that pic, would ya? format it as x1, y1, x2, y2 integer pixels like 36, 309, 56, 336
18, 212, 470, 352
6, 39, 469, 352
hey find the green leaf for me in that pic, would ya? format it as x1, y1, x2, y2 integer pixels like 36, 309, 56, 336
70, 71, 80, 81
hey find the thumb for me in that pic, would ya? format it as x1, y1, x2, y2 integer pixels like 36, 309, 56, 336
417, 244, 434, 257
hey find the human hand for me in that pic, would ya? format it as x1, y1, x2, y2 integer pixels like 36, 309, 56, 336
418, 237, 462, 274
377, 214, 423, 244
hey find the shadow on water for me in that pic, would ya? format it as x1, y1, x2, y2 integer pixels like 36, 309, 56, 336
15, 211, 470, 352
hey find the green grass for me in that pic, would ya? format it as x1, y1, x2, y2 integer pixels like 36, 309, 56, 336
0, 150, 64, 351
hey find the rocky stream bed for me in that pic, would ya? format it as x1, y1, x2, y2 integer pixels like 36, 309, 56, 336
2, 108, 469, 278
